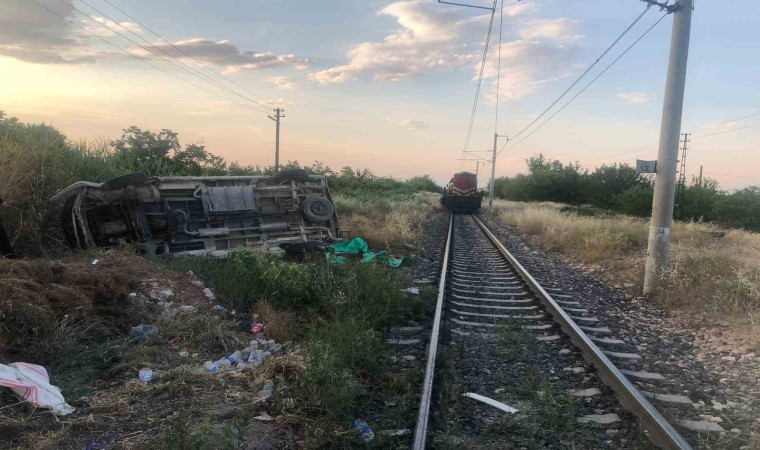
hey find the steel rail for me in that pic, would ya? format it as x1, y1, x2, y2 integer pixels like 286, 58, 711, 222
471, 214, 692, 450
412, 213, 453, 449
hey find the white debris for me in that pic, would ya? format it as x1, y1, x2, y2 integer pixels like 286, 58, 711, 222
462, 393, 518, 414
203, 288, 216, 301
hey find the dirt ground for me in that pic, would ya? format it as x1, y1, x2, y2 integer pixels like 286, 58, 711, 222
0, 251, 297, 449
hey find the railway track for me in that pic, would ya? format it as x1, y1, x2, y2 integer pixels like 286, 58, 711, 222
412, 213, 693, 449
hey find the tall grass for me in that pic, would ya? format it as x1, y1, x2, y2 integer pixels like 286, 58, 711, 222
492, 200, 760, 324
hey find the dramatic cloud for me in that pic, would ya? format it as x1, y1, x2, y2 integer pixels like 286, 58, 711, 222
310, 0, 481, 84
388, 118, 429, 129
134, 39, 311, 73
617, 92, 656, 104
519, 18, 583, 42
310, 0, 582, 104
0, 0, 104, 64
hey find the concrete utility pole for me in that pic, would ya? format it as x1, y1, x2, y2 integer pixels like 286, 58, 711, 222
698, 165, 703, 187
268, 108, 285, 172
643, 0, 694, 295
489, 133, 508, 212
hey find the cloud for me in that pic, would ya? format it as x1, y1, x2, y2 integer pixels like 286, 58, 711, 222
617, 92, 656, 104
268, 76, 298, 90
310, 0, 484, 84
388, 118, 429, 129
134, 39, 311, 73
265, 98, 297, 108
81, 16, 142, 37
700, 120, 742, 130
0, 0, 107, 64
518, 18, 583, 42
309, 0, 581, 104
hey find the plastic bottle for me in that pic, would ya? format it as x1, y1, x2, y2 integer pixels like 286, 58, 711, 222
257, 380, 273, 400
235, 362, 248, 371
249, 340, 259, 351
266, 343, 282, 356
227, 351, 243, 364
253, 349, 265, 366
353, 419, 375, 442
179, 350, 189, 357
138, 368, 153, 382
203, 361, 219, 373
215, 358, 232, 368
130, 325, 159, 340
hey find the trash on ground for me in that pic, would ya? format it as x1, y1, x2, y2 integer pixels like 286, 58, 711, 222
254, 412, 275, 421
353, 419, 375, 442
0, 362, 75, 415
176, 305, 197, 314
404, 287, 420, 295
462, 392, 518, 413
179, 350, 189, 357
203, 288, 215, 301
91, 259, 99, 265
255, 380, 274, 402
203, 361, 219, 373
129, 324, 159, 340
138, 368, 153, 382
326, 237, 413, 267
169, 336, 181, 346
252, 322, 264, 334
380, 429, 411, 436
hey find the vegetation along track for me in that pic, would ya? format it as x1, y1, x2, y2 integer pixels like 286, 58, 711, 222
413, 213, 694, 449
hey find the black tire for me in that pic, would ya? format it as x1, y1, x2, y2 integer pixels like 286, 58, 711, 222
272, 169, 309, 183
102, 172, 149, 190
301, 197, 335, 223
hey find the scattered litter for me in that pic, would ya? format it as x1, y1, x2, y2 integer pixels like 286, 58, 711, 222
326, 237, 413, 267
157, 289, 174, 300
213, 305, 227, 314
252, 323, 264, 334
179, 350, 189, 357
129, 324, 159, 340
203, 288, 216, 301
255, 380, 274, 402
404, 287, 420, 295
138, 368, 153, 383
462, 393, 518, 414
384, 400, 397, 407
203, 361, 219, 373
254, 412, 275, 421
176, 305, 197, 314
235, 362, 248, 371
380, 429, 411, 436
169, 336, 181, 346
353, 419, 375, 442
128, 292, 137, 298
0, 362, 75, 415
91, 259, 99, 265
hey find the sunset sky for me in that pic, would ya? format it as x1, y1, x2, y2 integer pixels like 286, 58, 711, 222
1, 0, 758, 189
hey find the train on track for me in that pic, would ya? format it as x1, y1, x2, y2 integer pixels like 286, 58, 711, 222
441, 172, 484, 213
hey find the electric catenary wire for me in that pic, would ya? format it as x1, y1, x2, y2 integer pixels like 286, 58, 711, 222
54, 0, 273, 114
494, 0, 504, 136
98, 0, 281, 110
502, 11, 668, 154
460, 0, 498, 168
28, 0, 271, 114
499, 4, 653, 151
73, 0, 276, 112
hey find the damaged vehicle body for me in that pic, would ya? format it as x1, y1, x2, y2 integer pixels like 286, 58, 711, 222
39, 171, 340, 257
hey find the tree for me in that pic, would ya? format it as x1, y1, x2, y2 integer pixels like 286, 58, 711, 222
713, 187, 760, 231
583, 164, 650, 209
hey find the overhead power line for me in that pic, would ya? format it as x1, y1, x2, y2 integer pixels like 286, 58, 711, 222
28, 0, 270, 114
53, 0, 272, 114
502, 11, 669, 154
501, 4, 654, 148
72, 0, 276, 112
99, 0, 280, 110
691, 120, 760, 141
461, 0, 497, 161
703, 172, 760, 179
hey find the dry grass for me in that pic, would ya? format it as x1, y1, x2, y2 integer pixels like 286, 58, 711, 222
491, 200, 760, 335
335, 191, 441, 249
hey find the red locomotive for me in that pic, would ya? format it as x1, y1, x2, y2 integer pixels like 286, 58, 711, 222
441, 172, 484, 213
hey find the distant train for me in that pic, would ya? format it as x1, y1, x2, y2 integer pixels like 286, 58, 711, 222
441, 172, 484, 213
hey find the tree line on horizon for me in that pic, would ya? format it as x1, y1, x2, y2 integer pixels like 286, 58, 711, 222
492, 154, 760, 231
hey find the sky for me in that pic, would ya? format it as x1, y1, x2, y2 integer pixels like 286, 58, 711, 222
0, 0, 758, 189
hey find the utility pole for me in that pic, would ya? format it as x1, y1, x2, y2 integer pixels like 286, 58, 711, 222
698, 165, 703, 187
267, 108, 285, 172
489, 133, 508, 212
643, 0, 694, 295
675, 132, 690, 217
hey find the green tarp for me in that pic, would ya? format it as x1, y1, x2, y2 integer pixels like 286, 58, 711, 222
326, 237, 413, 268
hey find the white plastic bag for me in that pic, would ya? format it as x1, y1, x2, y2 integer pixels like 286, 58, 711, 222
0, 362, 75, 415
